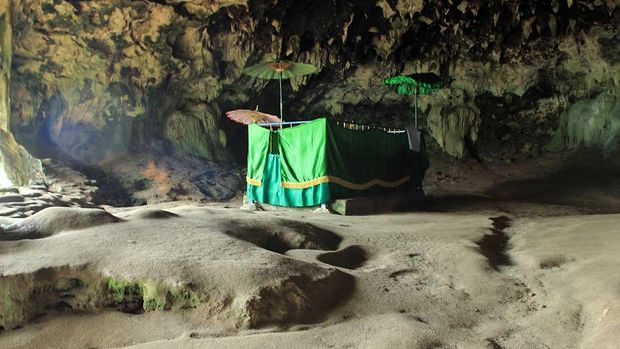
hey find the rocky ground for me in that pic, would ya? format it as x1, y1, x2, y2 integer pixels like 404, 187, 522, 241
0, 157, 245, 212
423, 150, 620, 216
98, 153, 244, 206
0, 153, 619, 349
0, 160, 98, 219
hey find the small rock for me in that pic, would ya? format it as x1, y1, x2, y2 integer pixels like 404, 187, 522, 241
49, 184, 63, 193
18, 187, 44, 197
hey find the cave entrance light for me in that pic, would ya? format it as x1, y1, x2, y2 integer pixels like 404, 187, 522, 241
0, 163, 12, 188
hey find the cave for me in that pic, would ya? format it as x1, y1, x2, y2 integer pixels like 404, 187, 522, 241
0, 0, 619, 348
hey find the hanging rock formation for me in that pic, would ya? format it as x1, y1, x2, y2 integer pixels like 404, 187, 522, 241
5, 0, 620, 171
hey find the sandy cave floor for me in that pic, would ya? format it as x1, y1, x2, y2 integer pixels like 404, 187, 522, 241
0, 155, 619, 349
0, 203, 618, 349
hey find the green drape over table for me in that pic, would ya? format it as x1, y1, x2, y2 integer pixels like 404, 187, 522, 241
246, 118, 429, 207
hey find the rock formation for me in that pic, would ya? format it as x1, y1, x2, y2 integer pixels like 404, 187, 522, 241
0, 206, 354, 330
0, 0, 44, 187
1, 0, 618, 192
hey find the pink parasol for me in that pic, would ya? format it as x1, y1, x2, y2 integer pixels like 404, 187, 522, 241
226, 108, 282, 125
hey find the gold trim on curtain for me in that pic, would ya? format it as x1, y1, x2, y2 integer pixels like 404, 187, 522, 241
280, 175, 410, 190
246, 176, 262, 186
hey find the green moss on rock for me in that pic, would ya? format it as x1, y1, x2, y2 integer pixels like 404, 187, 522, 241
169, 287, 201, 309
105, 277, 201, 312
54, 278, 84, 292
105, 277, 144, 304
0, 292, 19, 327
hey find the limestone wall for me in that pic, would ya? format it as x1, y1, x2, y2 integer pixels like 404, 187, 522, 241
7, 0, 620, 165
0, 0, 43, 186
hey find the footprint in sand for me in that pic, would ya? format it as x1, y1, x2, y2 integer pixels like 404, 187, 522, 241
389, 269, 428, 290
316, 245, 368, 270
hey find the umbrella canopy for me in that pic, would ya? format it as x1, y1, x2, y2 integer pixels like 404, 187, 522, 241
243, 60, 317, 80
242, 60, 317, 122
384, 73, 445, 129
383, 73, 443, 96
226, 109, 282, 125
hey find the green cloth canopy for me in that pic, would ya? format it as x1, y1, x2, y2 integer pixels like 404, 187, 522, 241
246, 118, 429, 207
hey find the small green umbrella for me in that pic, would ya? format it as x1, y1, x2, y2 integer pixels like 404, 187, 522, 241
243, 60, 317, 122
384, 73, 444, 129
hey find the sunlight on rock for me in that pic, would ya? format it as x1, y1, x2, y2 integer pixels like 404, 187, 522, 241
0, 165, 12, 188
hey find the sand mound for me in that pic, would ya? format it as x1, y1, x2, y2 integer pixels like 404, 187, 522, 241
124, 209, 180, 220
244, 272, 355, 327
0, 207, 354, 331
0, 207, 121, 241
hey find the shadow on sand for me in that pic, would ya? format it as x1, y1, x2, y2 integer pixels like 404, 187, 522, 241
424, 154, 620, 216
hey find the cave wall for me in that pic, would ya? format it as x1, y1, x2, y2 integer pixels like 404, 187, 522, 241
7, 0, 620, 166
0, 0, 43, 186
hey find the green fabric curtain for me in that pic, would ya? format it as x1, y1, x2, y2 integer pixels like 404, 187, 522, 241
247, 154, 330, 207
276, 119, 412, 196
278, 118, 328, 186
326, 120, 412, 198
246, 124, 270, 185
410, 134, 430, 189
246, 118, 429, 207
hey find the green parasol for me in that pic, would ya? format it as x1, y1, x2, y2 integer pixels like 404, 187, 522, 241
384, 73, 444, 129
243, 60, 317, 122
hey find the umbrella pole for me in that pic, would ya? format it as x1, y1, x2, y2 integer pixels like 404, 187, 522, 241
279, 72, 284, 123
414, 89, 418, 129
